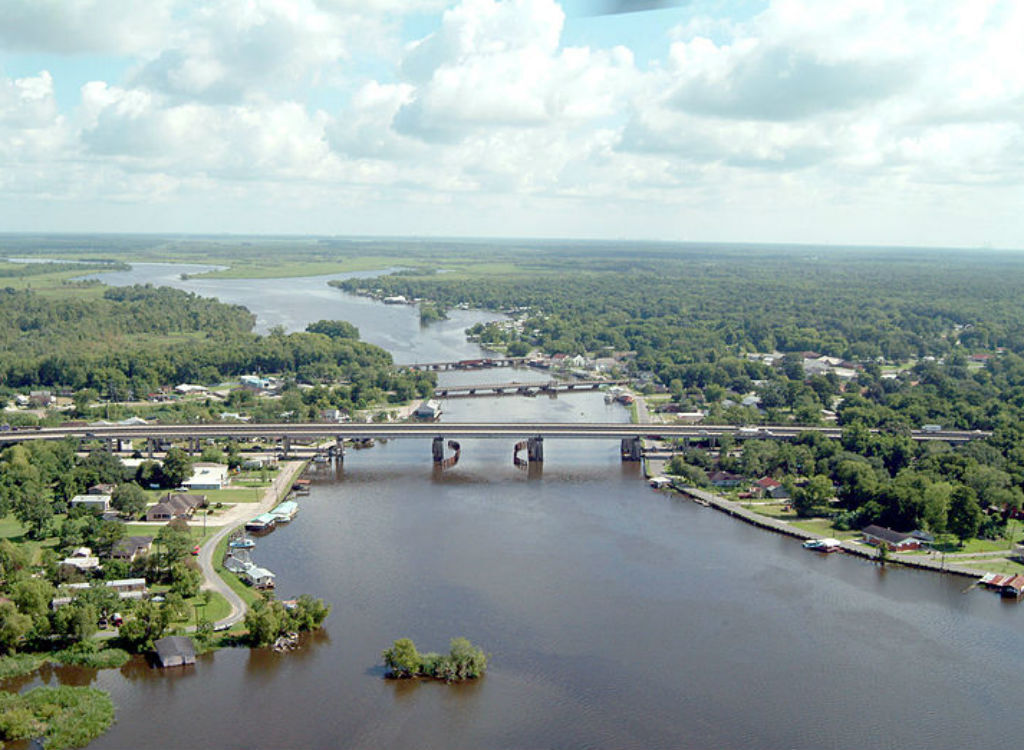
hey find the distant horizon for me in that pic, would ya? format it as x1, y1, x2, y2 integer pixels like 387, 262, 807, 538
0, 231, 1021, 255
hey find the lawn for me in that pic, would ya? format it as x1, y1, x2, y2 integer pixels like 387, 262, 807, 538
955, 557, 1024, 576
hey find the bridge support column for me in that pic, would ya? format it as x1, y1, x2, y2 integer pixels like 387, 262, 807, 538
282, 436, 291, 457
334, 436, 344, 462
432, 436, 445, 463
620, 437, 643, 461
527, 436, 544, 463
104, 437, 114, 453
147, 438, 155, 458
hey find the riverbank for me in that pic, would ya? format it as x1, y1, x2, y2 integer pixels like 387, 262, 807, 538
196, 459, 306, 629
669, 484, 989, 579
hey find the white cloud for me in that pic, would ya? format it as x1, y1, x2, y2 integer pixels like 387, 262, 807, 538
0, 0, 173, 55
0, 0, 1023, 246
392, 0, 637, 141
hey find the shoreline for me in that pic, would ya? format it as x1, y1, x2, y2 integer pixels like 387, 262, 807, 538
196, 459, 307, 629
667, 482, 988, 580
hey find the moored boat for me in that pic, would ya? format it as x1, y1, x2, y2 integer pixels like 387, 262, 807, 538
802, 538, 841, 552
270, 500, 299, 523
245, 513, 277, 532
229, 535, 256, 549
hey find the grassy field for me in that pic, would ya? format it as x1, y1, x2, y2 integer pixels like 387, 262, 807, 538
958, 557, 1024, 576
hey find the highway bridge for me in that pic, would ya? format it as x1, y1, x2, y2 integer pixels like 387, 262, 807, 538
1, 422, 990, 446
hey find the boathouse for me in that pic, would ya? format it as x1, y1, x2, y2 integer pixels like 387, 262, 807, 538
154, 636, 197, 668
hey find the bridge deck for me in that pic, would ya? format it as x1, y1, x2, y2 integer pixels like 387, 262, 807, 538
1, 422, 990, 444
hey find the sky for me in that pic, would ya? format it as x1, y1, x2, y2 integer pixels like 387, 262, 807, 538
0, 0, 1021, 248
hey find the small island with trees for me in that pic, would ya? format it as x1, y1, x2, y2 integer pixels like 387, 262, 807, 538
382, 637, 487, 682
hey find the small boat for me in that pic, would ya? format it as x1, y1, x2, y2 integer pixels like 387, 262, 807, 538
803, 538, 841, 552
229, 536, 256, 549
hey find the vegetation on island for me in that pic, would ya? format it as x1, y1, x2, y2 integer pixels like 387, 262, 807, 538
243, 595, 331, 647
0, 685, 115, 750
382, 637, 487, 682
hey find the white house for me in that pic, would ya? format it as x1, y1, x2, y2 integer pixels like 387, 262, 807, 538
69, 494, 111, 513
182, 463, 229, 491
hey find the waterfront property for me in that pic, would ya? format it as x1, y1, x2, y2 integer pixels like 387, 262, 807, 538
154, 636, 197, 668
270, 500, 298, 523
861, 525, 924, 551
414, 399, 442, 419
246, 513, 277, 532
242, 566, 276, 589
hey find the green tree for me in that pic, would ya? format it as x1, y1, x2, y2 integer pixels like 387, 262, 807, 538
792, 475, 833, 518
161, 448, 193, 489
948, 485, 983, 546
0, 601, 32, 654
244, 599, 286, 647
111, 483, 148, 519
117, 601, 170, 652
10, 578, 56, 632
382, 637, 422, 678
922, 481, 953, 534
156, 522, 193, 567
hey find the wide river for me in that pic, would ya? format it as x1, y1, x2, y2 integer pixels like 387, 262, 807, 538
20, 266, 1024, 748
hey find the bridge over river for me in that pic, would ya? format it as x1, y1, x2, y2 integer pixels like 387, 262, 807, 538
2, 422, 991, 465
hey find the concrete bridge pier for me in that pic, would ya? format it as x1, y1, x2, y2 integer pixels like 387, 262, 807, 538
147, 438, 155, 458
104, 437, 114, 452
281, 436, 291, 458
621, 437, 643, 461
527, 436, 544, 463
333, 436, 344, 462
432, 436, 445, 463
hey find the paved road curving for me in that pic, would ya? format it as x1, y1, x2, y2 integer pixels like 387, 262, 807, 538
197, 460, 305, 629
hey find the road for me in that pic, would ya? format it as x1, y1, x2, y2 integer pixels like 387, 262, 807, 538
196, 460, 305, 629
0, 422, 990, 443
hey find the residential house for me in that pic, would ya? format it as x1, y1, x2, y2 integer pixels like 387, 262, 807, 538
709, 471, 746, 488
753, 477, 790, 500
146, 493, 206, 522
60, 547, 100, 573
861, 525, 923, 551
105, 578, 148, 600
87, 483, 117, 496
69, 494, 111, 513
111, 536, 153, 562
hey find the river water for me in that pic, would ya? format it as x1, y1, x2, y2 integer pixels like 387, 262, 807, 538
18, 265, 1024, 748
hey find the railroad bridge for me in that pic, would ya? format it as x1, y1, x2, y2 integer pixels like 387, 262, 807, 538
433, 379, 627, 398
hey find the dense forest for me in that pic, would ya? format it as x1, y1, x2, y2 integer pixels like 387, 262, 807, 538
0, 284, 434, 408
332, 244, 1024, 542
